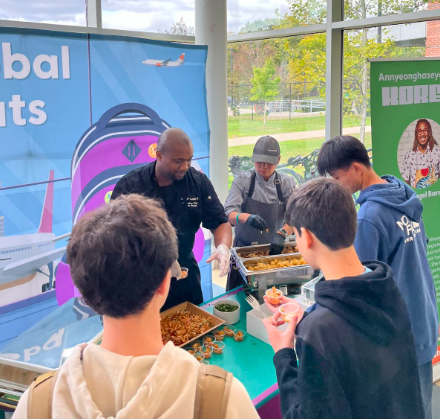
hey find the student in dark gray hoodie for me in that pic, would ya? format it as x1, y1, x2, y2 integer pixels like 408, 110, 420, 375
317, 136, 439, 419
264, 178, 424, 419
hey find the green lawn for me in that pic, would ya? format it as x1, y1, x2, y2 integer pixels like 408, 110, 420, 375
227, 133, 372, 188
228, 114, 371, 139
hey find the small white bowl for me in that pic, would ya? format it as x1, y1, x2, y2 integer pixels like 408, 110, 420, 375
213, 299, 240, 325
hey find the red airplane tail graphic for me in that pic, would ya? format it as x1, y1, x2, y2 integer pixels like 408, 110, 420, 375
38, 170, 54, 234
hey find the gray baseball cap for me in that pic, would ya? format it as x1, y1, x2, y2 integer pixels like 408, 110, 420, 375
252, 136, 281, 165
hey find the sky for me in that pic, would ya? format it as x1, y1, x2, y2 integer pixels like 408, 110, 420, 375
0, 0, 290, 34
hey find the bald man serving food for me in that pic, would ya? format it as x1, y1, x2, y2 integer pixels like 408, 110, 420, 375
112, 128, 232, 310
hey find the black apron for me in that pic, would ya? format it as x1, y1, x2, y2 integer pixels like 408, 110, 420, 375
234, 171, 286, 247
159, 185, 204, 312
227, 171, 286, 291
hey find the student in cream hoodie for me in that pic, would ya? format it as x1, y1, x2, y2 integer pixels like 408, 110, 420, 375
13, 194, 259, 419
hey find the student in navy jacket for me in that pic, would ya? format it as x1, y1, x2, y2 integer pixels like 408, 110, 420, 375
264, 178, 424, 419
317, 136, 438, 419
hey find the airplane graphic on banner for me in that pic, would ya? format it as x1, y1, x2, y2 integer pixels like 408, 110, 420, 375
142, 53, 185, 67
0, 171, 70, 300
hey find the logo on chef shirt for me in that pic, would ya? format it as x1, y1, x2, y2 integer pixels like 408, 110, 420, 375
396, 215, 421, 244
186, 197, 199, 208
148, 143, 157, 158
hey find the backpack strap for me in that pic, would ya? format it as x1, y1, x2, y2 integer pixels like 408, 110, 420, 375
27, 365, 232, 419
27, 370, 58, 419
194, 364, 233, 419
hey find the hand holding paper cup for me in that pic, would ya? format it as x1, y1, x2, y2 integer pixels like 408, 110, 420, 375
278, 302, 300, 323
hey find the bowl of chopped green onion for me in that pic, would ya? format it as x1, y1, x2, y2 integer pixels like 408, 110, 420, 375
213, 299, 240, 325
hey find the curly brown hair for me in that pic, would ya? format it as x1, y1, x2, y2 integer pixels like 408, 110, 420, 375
413, 119, 438, 152
67, 194, 178, 318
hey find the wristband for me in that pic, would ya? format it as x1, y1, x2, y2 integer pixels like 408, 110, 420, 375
236, 213, 242, 224
278, 228, 288, 238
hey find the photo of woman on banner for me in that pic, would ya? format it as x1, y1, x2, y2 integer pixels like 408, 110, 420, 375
401, 119, 440, 189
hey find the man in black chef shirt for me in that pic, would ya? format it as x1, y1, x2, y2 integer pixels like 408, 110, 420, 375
111, 128, 232, 311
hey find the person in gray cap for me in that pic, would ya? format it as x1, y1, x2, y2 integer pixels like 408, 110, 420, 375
224, 136, 296, 289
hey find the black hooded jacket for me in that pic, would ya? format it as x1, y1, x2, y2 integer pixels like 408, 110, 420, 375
273, 261, 424, 419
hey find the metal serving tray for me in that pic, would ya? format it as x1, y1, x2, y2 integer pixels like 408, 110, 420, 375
236, 253, 314, 302
231, 243, 298, 262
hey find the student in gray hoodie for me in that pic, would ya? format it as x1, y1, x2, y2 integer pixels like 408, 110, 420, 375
12, 194, 258, 419
317, 135, 439, 419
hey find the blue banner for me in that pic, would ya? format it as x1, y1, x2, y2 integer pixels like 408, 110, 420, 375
0, 28, 211, 359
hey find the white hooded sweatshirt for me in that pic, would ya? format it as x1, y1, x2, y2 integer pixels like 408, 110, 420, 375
13, 342, 259, 419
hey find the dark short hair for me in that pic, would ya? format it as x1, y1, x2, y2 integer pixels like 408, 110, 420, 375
285, 178, 357, 250
67, 194, 178, 318
317, 136, 371, 176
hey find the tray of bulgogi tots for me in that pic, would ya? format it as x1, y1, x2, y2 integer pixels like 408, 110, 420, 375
236, 253, 314, 286
231, 243, 298, 262
160, 302, 225, 348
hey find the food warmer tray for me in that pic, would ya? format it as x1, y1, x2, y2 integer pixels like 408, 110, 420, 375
235, 253, 314, 303
230, 243, 298, 263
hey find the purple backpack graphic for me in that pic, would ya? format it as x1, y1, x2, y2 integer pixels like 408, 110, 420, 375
56, 103, 171, 305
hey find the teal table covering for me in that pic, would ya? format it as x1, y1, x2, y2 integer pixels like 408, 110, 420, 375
200, 287, 279, 408
0, 288, 280, 413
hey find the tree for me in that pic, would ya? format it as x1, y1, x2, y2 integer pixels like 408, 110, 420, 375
283, 33, 326, 99
250, 60, 281, 126
340, 0, 429, 142
227, 38, 287, 108
158, 17, 195, 36
281, 0, 432, 142
227, 2, 433, 140
344, 0, 429, 21
239, 10, 282, 34
282, 0, 326, 25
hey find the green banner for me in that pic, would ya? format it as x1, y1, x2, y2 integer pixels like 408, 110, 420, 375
370, 58, 440, 364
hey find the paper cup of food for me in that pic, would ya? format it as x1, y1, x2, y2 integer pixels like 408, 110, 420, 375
213, 341, 225, 355
203, 335, 216, 347
223, 326, 235, 337
213, 299, 240, 325
265, 286, 283, 305
278, 302, 300, 323
191, 340, 203, 351
201, 345, 213, 359
194, 351, 206, 362
214, 329, 226, 341
234, 329, 246, 342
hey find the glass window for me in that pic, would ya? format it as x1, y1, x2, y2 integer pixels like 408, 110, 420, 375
227, 0, 326, 35
342, 21, 433, 146
344, 0, 429, 21
228, 34, 326, 187
0, 0, 86, 26
102, 0, 195, 34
